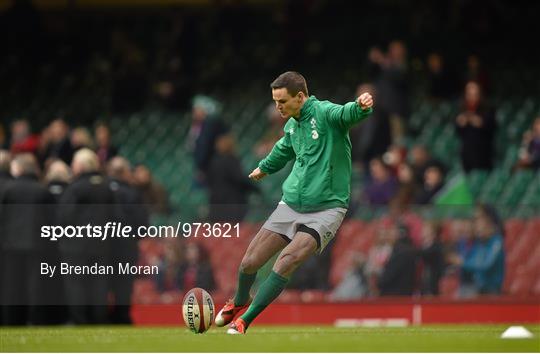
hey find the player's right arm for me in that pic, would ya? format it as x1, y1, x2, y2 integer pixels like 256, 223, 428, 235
253, 131, 295, 179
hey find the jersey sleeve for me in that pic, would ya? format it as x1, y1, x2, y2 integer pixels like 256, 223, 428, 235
324, 101, 373, 130
258, 131, 295, 174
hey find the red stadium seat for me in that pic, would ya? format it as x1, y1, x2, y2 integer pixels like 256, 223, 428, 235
509, 265, 536, 296
504, 218, 526, 249
507, 225, 537, 268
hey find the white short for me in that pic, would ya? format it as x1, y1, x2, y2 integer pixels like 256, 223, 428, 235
262, 202, 347, 254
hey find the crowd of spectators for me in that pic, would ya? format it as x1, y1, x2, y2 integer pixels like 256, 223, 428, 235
0, 121, 173, 325
330, 203, 505, 300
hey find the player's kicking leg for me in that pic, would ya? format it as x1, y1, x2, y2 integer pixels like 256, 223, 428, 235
227, 231, 317, 334
215, 228, 288, 327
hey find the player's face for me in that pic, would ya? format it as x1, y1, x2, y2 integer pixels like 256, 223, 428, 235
272, 88, 303, 118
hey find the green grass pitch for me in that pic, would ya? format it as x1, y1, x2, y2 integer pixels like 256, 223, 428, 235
1, 325, 539, 352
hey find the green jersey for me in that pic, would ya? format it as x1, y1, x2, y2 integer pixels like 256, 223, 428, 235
258, 95, 372, 212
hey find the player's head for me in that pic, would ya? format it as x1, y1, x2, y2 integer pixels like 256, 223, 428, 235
270, 71, 308, 118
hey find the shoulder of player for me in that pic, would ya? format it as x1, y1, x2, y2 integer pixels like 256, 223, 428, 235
283, 118, 296, 132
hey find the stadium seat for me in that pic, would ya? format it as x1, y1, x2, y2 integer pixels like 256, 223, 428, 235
504, 218, 526, 250
466, 170, 489, 198
498, 170, 534, 207
477, 169, 510, 204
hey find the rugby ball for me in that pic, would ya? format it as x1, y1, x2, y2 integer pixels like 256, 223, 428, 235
182, 287, 215, 334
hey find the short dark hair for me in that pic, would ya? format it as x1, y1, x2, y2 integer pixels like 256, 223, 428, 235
270, 71, 308, 97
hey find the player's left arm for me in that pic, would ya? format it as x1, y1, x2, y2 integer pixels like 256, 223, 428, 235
325, 92, 374, 130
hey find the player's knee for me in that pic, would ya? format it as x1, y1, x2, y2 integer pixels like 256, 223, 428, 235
239, 256, 259, 274
273, 253, 301, 276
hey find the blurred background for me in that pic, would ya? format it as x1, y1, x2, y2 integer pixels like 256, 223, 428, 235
0, 0, 539, 326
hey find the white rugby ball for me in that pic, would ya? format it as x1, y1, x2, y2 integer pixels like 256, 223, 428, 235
182, 287, 215, 334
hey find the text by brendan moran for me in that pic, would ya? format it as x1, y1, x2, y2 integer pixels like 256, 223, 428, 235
41, 262, 158, 278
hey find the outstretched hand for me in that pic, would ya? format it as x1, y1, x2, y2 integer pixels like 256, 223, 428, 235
357, 92, 374, 110
249, 167, 267, 181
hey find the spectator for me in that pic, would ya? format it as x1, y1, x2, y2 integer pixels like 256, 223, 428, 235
289, 241, 333, 291
418, 221, 445, 295
349, 83, 391, 167
364, 157, 399, 205
156, 239, 185, 292
369, 40, 410, 143
455, 81, 496, 172
378, 223, 417, 296
57, 148, 116, 324
0, 124, 7, 149
178, 243, 215, 292
514, 117, 540, 170
364, 222, 394, 296
94, 122, 118, 166
330, 252, 368, 301
207, 134, 259, 223
9, 119, 39, 155
254, 103, 284, 159
153, 56, 192, 111
366, 46, 385, 82
409, 144, 445, 186
1, 154, 61, 324
0, 150, 12, 194
463, 54, 490, 95
44, 159, 72, 202
42, 119, 74, 166
451, 218, 475, 257
71, 127, 95, 153
448, 204, 505, 295
107, 156, 149, 324
133, 164, 171, 216
390, 163, 419, 211
185, 95, 229, 186
110, 33, 148, 113
425, 52, 456, 100
382, 144, 407, 175
414, 164, 446, 204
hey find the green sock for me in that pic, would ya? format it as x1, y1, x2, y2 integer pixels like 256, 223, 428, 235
233, 270, 257, 306
240, 271, 288, 326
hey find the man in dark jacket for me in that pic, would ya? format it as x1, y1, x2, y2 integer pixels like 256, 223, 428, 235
58, 148, 116, 324
207, 134, 259, 223
419, 221, 445, 295
107, 156, 149, 324
378, 223, 417, 296
455, 81, 496, 172
0, 150, 12, 195
186, 95, 229, 186
44, 159, 71, 202
1, 153, 61, 324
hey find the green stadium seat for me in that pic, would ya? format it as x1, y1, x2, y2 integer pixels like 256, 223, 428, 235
499, 170, 534, 207
466, 170, 489, 198
477, 169, 511, 204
